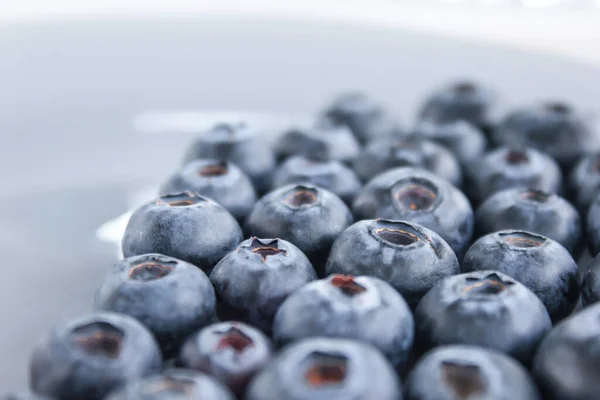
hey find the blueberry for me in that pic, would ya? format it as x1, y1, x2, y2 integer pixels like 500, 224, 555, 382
417, 81, 494, 130
412, 120, 487, 164
273, 274, 414, 369
272, 155, 362, 205
533, 303, 600, 399
475, 188, 583, 257
493, 102, 600, 169
322, 92, 399, 144
353, 137, 462, 186
183, 122, 275, 193
94, 254, 216, 356
29, 312, 162, 400
159, 160, 256, 222
122, 192, 242, 272
105, 369, 235, 400
246, 338, 402, 400
209, 237, 317, 332
582, 253, 600, 307
245, 184, 353, 275
325, 219, 459, 307
404, 345, 541, 400
568, 153, 600, 215
353, 167, 473, 258
0, 394, 53, 400
465, 147, 563, 205
179, 321, 273, 396
274, 118, 361, 164
414, 271, 551, 364
462, 231, 580, 322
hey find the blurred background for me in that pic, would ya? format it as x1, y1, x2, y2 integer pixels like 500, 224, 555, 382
1, 0, 599, 391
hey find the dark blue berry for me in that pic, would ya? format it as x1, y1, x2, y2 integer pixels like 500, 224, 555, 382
29, 312, 162, 400
462, 231, 580, 322
0, 394, 52, 400
246, 184, 353, 275
353, 167, 473, 258
272, 155, 362, 205
325, 219, 459, 307
353, 137, 462, 186
183, 122, 275, 192
94, 254, 216, 356
415, 271, 551, 364
246, 338, 402, 400
322, 92, 399, 144
122, 192, 242, 272
209, 237, 317, 332
405, 345, 540, 400
586, 194, 600, 257
106, 369, 235, 400
475, 188, 582, 257
159, 159, 256, 222
465, 147, 562, 205
179, 321, 273, 396
493, 102, 600, 169
533, 303, 600, 399
273, 274, 414, 369
412, 120, 487, 164
418, 81, 495, 130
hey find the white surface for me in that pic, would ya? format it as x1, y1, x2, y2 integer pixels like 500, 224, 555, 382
1, 0, 600, 67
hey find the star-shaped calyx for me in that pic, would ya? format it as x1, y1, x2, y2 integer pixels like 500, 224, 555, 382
249, 238, 287, 261
462, 273, 515, 296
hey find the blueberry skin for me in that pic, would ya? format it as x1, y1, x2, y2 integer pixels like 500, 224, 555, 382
414, 271, 551, 364
404, 345, 540, 400
245, 184, 353, 275
246, 338, 402, 400
106, 369, 235, 400
29, 312, 162, 400
183, 122, 275, 193
179, 321, 273, 396
322, 91, 399, 144
417, 81, 494, 129
412, 120, 487, 164
462, 231, 580, 322
353, 138, 462, 187
159, 159, 256, 222
493, 102, 600, 169
122, 192, 242, 272
465, 146, 563, 205
533, 303, 600, 400
586, 195, 600, 256
94, 254, 216, 356
568, 153, 600, 215
272, 156, 362, 205
582, 253, 600, 307
274, 119, 361, 164
325, 219, 459, 308
0, 394, 53, 400
209, 237, 317, 332
475, 188, 583, 257
273, 275, 414, 369
353, 167, 474, 258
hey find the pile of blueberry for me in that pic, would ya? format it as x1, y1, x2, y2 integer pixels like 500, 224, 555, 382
8, 81, 600, 400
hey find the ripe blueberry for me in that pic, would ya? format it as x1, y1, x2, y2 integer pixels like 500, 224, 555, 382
273, 274, 414, 370
353, 167, 473, 258
209, 237, 317, 332
325, 219, 459, 307
179, 321, 273, 396
412, 120, 487, 164
29, 312, 162, 400
94, 254, 216, 356
122, 192, 242, 272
